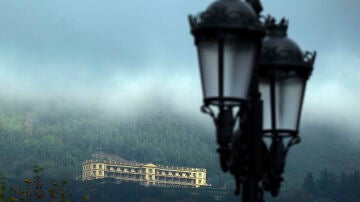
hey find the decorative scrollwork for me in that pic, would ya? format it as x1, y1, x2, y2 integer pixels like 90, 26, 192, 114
264, 16, 288, 37
285, 136, 301, 153
304, 51, 317, 66
200, 104, 216, 120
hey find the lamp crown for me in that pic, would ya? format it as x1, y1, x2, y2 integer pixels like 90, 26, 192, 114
265, 16, 288, 37
189, 0, 265, 40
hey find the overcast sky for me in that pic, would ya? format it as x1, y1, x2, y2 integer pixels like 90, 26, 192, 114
0, 0, 359, 136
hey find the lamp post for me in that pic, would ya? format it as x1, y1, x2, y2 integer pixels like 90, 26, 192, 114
188, 0, 316, 201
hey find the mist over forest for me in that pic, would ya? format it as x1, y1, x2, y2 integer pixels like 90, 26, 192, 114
0, 0, 359, 201
0, 91, 359, 191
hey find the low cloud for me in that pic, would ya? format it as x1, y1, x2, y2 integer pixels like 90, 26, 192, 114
0, 0, 358, 138
303, 48, 360, 138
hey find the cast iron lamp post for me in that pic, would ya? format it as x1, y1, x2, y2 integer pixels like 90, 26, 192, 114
188, 0, 316, 201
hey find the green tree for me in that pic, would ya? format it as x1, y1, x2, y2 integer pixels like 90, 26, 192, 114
0, 173, 6, 201
316, 169, 337, 199
303, 172, 317, 196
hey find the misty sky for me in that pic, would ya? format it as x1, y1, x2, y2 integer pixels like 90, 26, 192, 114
0, 0, 359, 135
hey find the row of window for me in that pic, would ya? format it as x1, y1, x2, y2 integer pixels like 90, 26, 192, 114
83, 171, 103, 177
83, 164, 103, 170
83, 172, 206, 185
104, 173, 196, 182
84, 164, 205, 178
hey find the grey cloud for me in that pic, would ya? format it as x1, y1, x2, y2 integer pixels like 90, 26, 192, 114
262, 0, 360, 52
0, 0, 204, 71
0, 0, 358, 136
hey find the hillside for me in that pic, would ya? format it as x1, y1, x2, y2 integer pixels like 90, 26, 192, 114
0, 96, 219, 180
0, 96, 359, 189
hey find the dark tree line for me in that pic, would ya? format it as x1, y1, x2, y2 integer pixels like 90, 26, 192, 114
272, 169, 360, 202
2, 169, 230, 202
271, 169, 360, 202
302, 169, 360, 202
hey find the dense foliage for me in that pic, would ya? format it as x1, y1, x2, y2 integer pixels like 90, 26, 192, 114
0, 97, 219, 180
269, 169, 360, 202
304, 169, 360, 202
4, 166, 360, 202
0, 95, 360, 190
2, 166, 233, 202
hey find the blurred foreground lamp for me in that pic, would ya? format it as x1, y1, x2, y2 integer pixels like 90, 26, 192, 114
189, 0, 264, 107
188, 0, 316, 201
189, 0, 265, 175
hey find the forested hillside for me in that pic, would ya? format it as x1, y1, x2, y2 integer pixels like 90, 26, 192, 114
0, 96, 218, 180
0, 95, 359, 190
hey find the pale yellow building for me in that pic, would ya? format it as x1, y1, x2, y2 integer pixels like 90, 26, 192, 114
82, 159, 209, 188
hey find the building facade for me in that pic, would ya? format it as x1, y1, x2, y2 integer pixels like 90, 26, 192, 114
82, 159, 209, 188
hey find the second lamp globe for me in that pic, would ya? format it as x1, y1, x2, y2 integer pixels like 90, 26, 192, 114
259, 17, 316, 137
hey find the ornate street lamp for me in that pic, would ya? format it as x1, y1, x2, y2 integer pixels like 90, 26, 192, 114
188, 0, 316, 201
258, 16, 316, 197
189, 0, 265, 174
